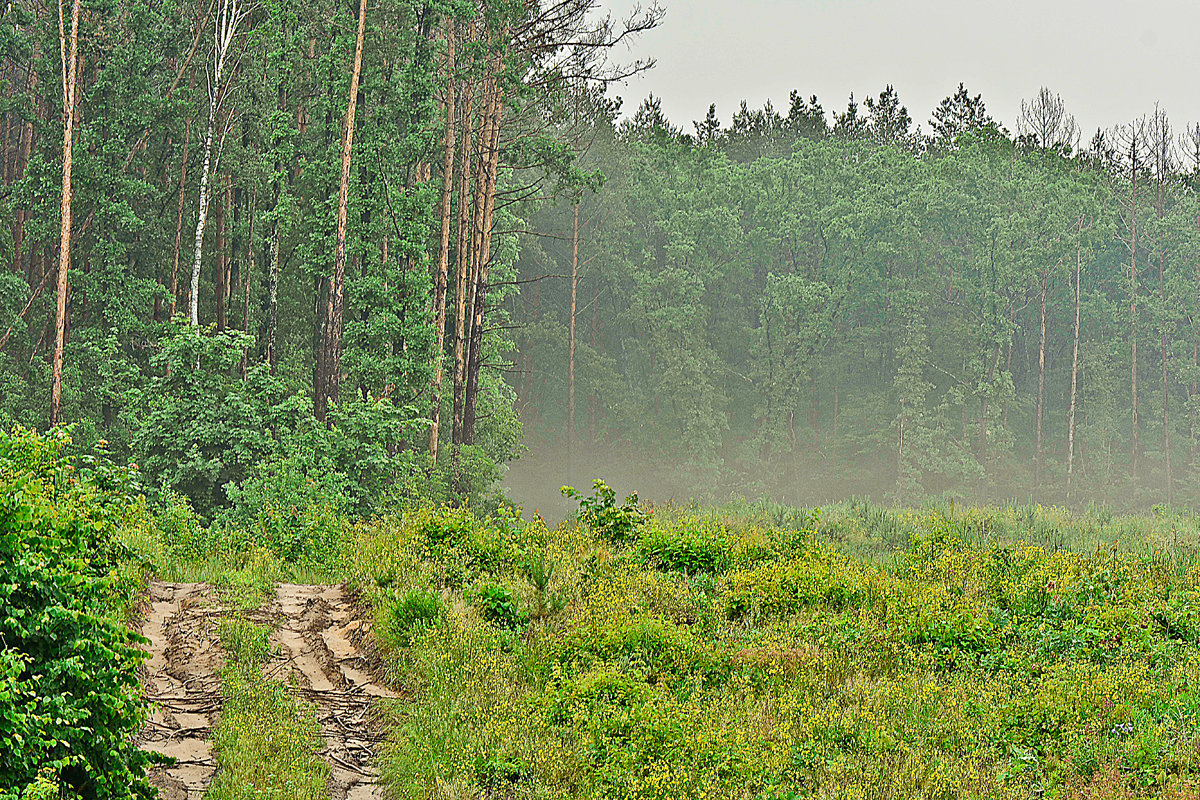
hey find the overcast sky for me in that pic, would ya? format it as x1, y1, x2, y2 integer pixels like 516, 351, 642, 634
601, 0, 1197, 138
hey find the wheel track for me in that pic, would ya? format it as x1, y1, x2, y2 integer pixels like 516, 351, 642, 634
136, 582, 225, 800
266, 583, 399, 800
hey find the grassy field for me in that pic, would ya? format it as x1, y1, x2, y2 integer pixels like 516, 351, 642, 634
340, 488, 1200, 800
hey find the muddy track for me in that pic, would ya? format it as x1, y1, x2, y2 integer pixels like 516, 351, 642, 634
137, 582, 225, 800
264, 583, 398, 800
137, 581, 396, 799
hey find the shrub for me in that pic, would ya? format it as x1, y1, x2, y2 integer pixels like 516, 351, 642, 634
385, 589, 446, 647
217, 449, 349, 565
638, 521, 731, 574
472, 583, 527, 630
562, 480, 646, 542
725, 548, 872, 620
0, 427, 156, 799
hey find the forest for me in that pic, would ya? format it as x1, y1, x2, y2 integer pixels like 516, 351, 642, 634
8, 0, 1200, 797
1, 0, 1195, 513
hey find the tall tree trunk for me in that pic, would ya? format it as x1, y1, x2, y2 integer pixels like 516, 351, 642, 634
588, 277, 599, 443
1035, 275, 1048, 486
1161, 252, 1171, 503
240, 185, 256, 375
1129, 154, 1141, 473
170, 114, 193, 318
1068, 224, 1083, 500
214, 181, 227, 330
316, 0, 368, 423
462, 75, 504, 445
266, 220, 279, 373
190, 105, 218, 325
190, 0, 243, 326
567, 201, 579, 478
451, 78, 475, 446
51, 0, 81, 426
428, 23, 456, 463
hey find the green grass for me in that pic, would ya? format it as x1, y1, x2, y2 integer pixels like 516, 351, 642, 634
205, 618, 330, 800
344, 500, 1200, 800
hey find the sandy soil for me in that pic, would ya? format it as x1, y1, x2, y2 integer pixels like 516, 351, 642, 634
264, 583, 397, 800
137, 582, 225, 800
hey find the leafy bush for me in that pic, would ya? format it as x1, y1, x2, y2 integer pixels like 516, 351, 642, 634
638, 520, 731, 574
385, 589, 446, 647
562, 479, 646, 542
725, 549, 872, 620
217, 449, 349, 565
471, 583, 526, 630
0, 427, 155, 799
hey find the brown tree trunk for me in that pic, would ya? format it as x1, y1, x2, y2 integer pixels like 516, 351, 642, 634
51, 0, 81, 426
316, 0, 368, 423
240, 185, 256, 375
588, 277, 599, 443
1036, 275, 1048, 485
428, 23, 456, 463
1161, 252, 1171, 503
462, 77, 503, 445
1068, 223, 1083, 499
1130, 153, 1141, 474
567, 201, 579, 474
214, 181, 227, 330
451, 78, 475, 445
266, 219, 279, 373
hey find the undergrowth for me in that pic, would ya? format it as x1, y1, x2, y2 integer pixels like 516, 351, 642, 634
344, 484, 1200, 800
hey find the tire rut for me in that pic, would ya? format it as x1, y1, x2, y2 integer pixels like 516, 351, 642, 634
266, 583, 398, 800
136, 582, 225, 800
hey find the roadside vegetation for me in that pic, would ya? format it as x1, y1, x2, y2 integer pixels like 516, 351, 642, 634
7, 425, 1200, 799
206, 618, 329, 800
346, 482, 1200, 800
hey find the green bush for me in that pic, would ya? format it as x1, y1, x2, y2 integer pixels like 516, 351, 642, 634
562, 480, 646, 543
638, 521, 731, 574
472, 583, 527, 630
385, 589, 446, 647
218, 450, 349, 565
0, 427, 156, 799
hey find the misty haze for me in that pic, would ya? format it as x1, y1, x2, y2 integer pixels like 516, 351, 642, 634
3, 1, 1200, 798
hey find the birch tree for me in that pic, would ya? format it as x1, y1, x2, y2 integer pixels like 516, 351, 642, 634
189, 0, 248, 326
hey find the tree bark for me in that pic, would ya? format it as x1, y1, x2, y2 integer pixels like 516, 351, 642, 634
1161, 252, 1171, 503
428, 23, 456, 463
451, 77, 475, 446
588, 276, 599, 443
567, 201, 579, 477
170, 114, 193, 318
190, 0, 243, 326
316, 0, 368, 423
214, 180, 227, 330
51, 0, 81, 426
1067, 222, 1083, 500
1035, 275, 1048, 486
458, 74, 496, 448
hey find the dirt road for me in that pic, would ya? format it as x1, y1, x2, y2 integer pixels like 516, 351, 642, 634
137, 581, 394, 799
137, 583, 224, 800
266, 583, 397, 799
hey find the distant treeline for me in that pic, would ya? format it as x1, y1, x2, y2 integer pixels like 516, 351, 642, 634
512, 86, 1200, 509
